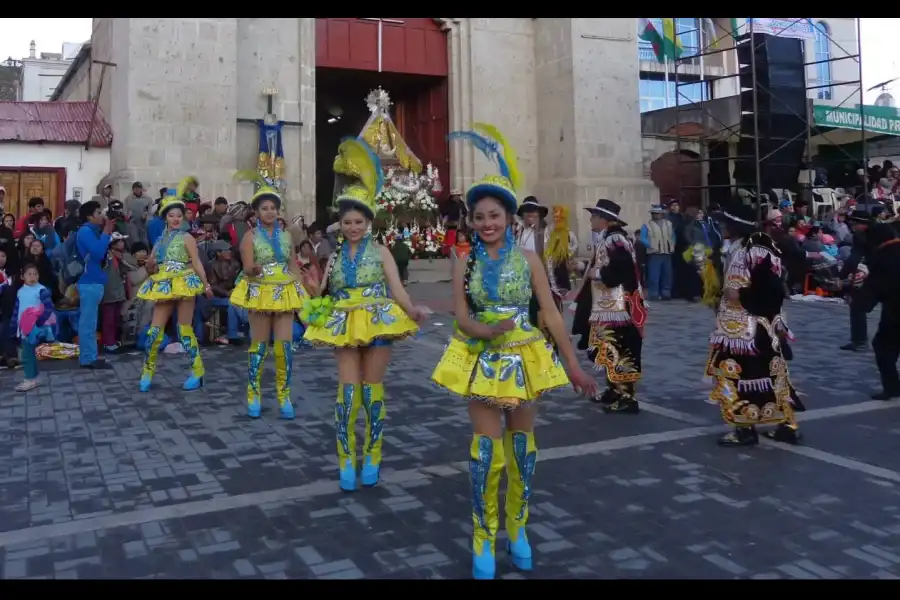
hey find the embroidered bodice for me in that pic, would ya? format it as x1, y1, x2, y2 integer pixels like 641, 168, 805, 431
469, 246, 532, 313
330, 236, 384, 292
157, 230, 190, 267
589, 230, 634, 321
253, 227, 292, 266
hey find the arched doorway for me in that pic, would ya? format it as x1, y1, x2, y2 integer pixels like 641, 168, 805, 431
314, 18, 449, 219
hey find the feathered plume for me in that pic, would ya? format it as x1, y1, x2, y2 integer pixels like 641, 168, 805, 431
232, 170, 268, 189
334, 137, 384, 199
472, 122, 521, 191
447, 128, 519, 190
175, 176, 198, 199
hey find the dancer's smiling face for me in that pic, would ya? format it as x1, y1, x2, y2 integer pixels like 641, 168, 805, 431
471, 196, 511, 245
340, 208, 369, 243
256, 198, 278, 226
165, 207, 183, 229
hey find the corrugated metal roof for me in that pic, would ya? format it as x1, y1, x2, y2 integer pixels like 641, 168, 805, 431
0, 101, 112, 148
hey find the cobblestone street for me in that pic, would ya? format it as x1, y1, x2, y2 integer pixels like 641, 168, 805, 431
1, 288, 899, 579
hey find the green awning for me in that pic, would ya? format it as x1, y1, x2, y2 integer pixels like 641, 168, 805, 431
812, 103, 900, 137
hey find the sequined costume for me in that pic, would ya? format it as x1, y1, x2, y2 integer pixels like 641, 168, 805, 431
138, 193, 205, 393
231, 171, 307, 421
137, 230, 203, 302
434, 123, 556, 580
304, 235, 419, 348
231, 226, 307, 313
574, 222, 646, 413
303, 137, 418, 494
705, 226, 804, 446
431, 241, 569, 405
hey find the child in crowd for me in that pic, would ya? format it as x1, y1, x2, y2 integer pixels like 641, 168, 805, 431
101, 233, 132, 352
13, 263, 57, 391
122, 242, 152, 348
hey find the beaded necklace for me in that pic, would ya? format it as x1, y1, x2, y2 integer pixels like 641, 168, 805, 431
472, 226, 515, 302
341, 234, 370, 288
256, 219, 285, 263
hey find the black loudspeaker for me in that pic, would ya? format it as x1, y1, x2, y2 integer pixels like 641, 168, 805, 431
733, 33, 808, 190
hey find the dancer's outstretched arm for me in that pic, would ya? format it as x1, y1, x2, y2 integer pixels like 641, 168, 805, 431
378, 244, 428, 322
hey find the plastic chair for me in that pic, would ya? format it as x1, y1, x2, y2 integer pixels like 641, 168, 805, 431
812, 188, 837, 220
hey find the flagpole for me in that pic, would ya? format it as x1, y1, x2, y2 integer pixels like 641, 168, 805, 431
664, 56, 670, 108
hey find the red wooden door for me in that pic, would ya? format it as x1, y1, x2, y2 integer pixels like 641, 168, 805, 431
316, 18, 448, 76
403, 80, 449, 199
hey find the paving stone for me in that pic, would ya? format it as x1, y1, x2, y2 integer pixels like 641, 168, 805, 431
0, 293, 897, 578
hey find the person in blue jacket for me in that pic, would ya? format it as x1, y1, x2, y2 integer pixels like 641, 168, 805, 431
146, 194, 168, 247
76, 200, 116, 369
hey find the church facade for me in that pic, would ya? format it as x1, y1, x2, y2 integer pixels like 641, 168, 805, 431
56, 18, 657, 239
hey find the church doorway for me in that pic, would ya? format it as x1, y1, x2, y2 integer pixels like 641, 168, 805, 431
314, 18, 449, 222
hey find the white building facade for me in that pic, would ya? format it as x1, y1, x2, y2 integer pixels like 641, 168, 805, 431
17, 41, 81, 101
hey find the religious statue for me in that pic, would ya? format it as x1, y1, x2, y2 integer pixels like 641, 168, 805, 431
350, 87, 445, 258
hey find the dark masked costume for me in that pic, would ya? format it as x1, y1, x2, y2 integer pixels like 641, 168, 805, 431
573, 199, 646, 413
705, 205, 804, 447
849, 211, 900, 399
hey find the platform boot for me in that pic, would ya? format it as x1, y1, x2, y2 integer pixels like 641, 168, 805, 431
504, 430, 537, 571
246, 341, 268, 418
360, 382, 385, 487
273, 341, 295, 420
470, 435, 504, 580
335, 383, 361, 492
178, 324, 204, 391
139, 325, 163, 392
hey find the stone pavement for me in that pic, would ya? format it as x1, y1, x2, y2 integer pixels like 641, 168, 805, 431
0, 289, 899, 579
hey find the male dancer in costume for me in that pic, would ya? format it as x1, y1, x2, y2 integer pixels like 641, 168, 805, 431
572, 199, 646, 414
706, 203, 804, 446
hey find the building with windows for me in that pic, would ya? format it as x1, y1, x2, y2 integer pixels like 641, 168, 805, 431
637, 18, 868, 206
17, 41, 83, 101
637, 18, 859, 114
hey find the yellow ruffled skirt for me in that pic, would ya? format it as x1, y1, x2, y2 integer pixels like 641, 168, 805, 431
230, 273, 307, 313
303, 284, 419, 348
431, 323, 570, 407
137, 268, 203, 302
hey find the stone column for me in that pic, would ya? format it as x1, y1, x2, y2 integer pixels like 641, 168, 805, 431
235, 18, 315, 220
532, 18, 658, 254
100, 18, 241, 203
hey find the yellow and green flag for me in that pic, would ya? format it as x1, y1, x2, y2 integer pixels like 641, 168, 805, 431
638, 18, 683, 63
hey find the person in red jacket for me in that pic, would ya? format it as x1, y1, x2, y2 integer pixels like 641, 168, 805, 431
15, 197, 45, 239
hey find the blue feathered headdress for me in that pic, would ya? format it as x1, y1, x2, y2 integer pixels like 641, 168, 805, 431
447, 123, 522, 213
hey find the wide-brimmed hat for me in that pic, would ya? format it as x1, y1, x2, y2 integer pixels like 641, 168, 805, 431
766, 208, 783, 222
517, 196, 548, 218
199, 212, 221, 225
585, 199, 627, 227
649, 204, 666, 214
713, 203, 759, 231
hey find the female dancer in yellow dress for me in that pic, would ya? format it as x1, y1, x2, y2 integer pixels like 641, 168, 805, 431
230, 174, 315, 420
304, 138, 430, 492
138, 188, 214, 392
431, 124, 596, 580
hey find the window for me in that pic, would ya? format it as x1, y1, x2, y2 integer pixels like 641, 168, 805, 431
637, 18, 703, 63
814, 21, 833, 100
639, 76, 710, 113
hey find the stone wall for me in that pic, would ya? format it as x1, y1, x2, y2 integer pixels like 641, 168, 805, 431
235, 18, 316, 219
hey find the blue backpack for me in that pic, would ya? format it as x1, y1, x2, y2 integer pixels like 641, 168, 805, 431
61, 233, 84, 285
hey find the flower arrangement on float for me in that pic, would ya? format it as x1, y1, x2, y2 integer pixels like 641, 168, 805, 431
373, 163, 447, 259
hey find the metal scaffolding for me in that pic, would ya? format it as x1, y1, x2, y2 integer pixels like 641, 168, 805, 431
669, 18, 866, 221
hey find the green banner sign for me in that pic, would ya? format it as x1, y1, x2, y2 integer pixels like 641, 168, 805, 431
813, 104, 900, 137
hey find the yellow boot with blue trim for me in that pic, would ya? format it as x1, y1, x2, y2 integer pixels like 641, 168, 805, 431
335, 383, 362, 492
246, 341, 268, 418
139, 325, 164, 392
273, 341, 295, 420
470, 435, 505, 580
504, 430, 537, 571
361, 382, 385, 487
178, 324, 204, 391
